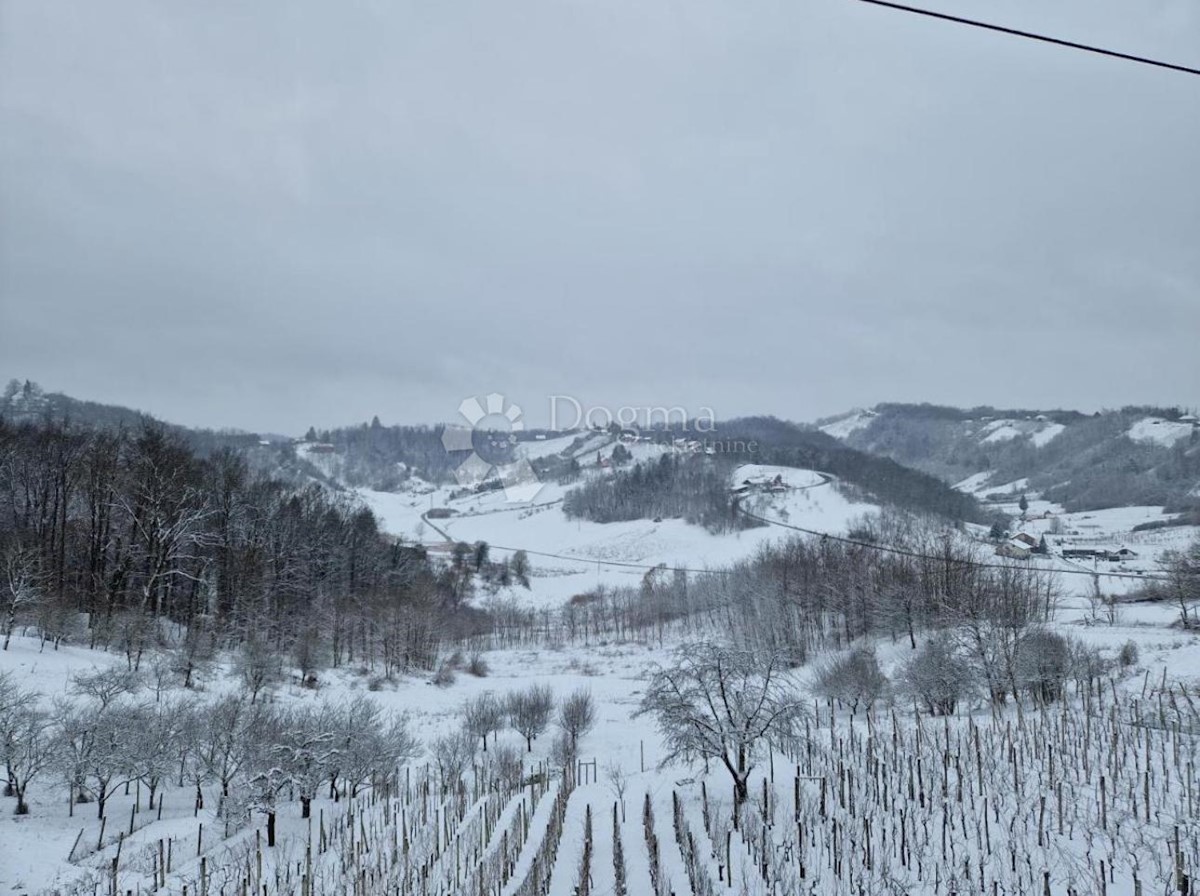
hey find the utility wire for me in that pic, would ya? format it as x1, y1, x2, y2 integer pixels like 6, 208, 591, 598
737, 505, 1172, 582
421, 504, 1172, 583
855, 0, 1200, 77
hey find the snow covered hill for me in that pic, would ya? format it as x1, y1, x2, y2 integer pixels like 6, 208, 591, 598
818, 402, 1200, 515
361, 461, 881, 608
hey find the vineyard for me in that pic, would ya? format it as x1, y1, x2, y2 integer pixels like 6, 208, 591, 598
43, 678, 1200, 896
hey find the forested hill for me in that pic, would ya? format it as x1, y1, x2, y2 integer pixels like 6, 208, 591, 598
818, 403, 1200, 513
0, 379, 288, 460
721, 416, 992, 523
0, 416, 491, 670
562, 417, 994, 531
2, 379, 162, 432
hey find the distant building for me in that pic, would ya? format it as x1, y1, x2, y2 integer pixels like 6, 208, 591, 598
996, 541, 1032, 559
1011, 533, 1038, 548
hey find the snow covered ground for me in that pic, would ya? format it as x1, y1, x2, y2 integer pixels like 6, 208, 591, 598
4, 456, 1198, 895
816, 409, 876, 440
1127, 416, 1196, 447
362, 462, 878, 608
5, 586, 1200, 896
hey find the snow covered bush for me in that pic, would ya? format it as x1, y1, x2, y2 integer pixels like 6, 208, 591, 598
898, 634, 974, 716
813, 646, 888, 712
1014, 629, 1070, 704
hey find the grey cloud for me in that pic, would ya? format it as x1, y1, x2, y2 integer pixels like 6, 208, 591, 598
2, 0, 1197, 431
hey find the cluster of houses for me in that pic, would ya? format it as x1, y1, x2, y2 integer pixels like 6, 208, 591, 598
730, 473, 788, 498
995, 532, 1045, 559
1061, 546, 1139, 563
994, 530, 1140, 563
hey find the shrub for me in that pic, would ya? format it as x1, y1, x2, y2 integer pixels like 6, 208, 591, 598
1118, 640, 1139, 668
432, 662, 456, 688
466, 651, 489, 677
1015, 629, 1071, 704
1066, 637, 1109, 693
813, 647, 887, 712
899, 635, 974, 716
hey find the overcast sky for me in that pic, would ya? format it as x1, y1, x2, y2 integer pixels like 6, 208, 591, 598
1, 0, 1197, 433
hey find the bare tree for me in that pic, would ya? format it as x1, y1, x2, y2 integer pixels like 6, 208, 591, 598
52, 698, 97, 815
605, 760, 629, 822
462, 693, 505, 753
0, 671, 37, 730
485, 742, 523, 790
236, 636, 283, 704
273, 706, 337, 819
0, 674, 47, 809
431, 727, 476, 794
506, 684, 554, 752
127, 699, 187, 809
2, 544, 41, 650
1163, 538, 1200, 628
196, 695, 272, 807
556, 688, 596, 750
636, 642, 806, 822
940, 562, 1058, 705
69, 666, 141, 711
330, 696, 419, 799
81, 703, 138, 819
1, 704, 58, 814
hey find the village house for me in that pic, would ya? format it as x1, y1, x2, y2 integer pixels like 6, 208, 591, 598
996, 539, 1032, 559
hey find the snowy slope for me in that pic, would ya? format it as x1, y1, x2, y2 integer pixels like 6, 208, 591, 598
1127, 416, 1195, 447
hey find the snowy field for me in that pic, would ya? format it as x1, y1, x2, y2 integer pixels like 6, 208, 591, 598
3, 459, 1198, 895
4, 592, 1200, 896
362, 463, 878, 608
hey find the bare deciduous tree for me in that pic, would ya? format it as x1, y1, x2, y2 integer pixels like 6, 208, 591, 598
1163, 538, 1200, 628
432, 727, 476, 794
507, 684, 554, 752
462, 693, 505, 753
637, 642, 806, 822
557, 688, 596, 750
0, 674, 51, 811
236, 636, 283, 704
2, 544, 41, 651
605, 760, 629, 822
69, 666, 141, 711
1, 704, 58, 814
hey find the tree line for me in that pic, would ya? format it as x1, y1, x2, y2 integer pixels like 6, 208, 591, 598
0, 417, 486, 676
562, 454, 751, 533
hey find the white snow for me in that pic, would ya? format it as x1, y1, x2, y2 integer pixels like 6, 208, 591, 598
1030, 422, 1065, 447
953, 470, 995, 494
981, 423, 1022, 443
1127, 416, 1196, 447
818, 409, 875, 440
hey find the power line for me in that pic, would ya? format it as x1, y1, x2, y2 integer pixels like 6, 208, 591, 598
738, 505, 1171, 582
855, 0, 1200, 77
422, 504, 1171, 583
